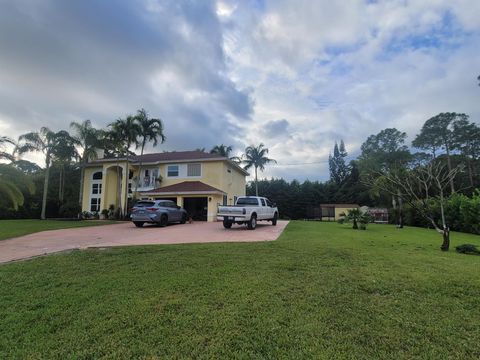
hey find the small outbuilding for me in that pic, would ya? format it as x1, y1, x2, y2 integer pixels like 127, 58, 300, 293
319, 204, 359, 221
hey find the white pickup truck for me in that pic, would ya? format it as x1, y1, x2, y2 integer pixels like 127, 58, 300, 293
217, 196, 279, 230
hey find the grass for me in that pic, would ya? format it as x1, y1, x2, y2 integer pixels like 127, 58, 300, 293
0, 219, 119, 240
0, 222, 479, 359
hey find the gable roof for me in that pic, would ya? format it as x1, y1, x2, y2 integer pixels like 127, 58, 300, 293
140, 181, 226, 195
86, 150, 249, 175
133, 151, 224, 163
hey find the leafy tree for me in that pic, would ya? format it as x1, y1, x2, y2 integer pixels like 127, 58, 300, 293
70, 120, 103, 206
329, 140, 349, 185
242, 143, 276, 197
12, 159, 41, 174
451, 117, 480, 188
17, 127, 58, 219
134, 109, 166, 193
412, 113, 467, 192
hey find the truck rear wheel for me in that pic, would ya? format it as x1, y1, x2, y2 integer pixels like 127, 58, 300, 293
223, 219, 232, 229
247, 214, 257, 230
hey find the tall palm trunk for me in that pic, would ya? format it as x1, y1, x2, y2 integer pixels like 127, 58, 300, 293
123, 142, 132, 218
255, 166, 258, 196
134, 140, 146, 194
41, 154, 51, 220
78, 159, 86, 207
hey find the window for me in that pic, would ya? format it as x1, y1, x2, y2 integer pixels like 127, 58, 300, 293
145, 169, 150, 177
92, 183, 102, 195
236, 197, 259, 206
187, 163, 201, 177
223, 195, 227, 205
167, 165, 179, 177
260, 198, 266, 206
134, 201, 155, 207
266, 199, 273, 207
90, 198, 101, 212
128, 182, 132, 194
92, 171, 102, 180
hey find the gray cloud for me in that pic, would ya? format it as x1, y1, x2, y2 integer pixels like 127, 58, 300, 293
0, 0, 252, 153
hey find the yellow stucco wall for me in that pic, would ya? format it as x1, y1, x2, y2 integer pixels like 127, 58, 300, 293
81, 159, 246, 221
335, 206, 358, 219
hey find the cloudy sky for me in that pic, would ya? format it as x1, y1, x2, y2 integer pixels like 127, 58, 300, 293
1, 0, 479, 181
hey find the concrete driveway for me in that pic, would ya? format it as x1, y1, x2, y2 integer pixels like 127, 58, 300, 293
0, 220, 289, 264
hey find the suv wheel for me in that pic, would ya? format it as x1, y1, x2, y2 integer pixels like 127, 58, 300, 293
223, 219, 233, 229
159, 214, 168, 227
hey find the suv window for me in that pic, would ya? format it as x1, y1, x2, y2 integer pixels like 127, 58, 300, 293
260, 199, 266, 206
266, 199, 272, 207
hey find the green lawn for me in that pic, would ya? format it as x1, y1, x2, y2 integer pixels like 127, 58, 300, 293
0, 219, 119, 240
0, 222, 479, 359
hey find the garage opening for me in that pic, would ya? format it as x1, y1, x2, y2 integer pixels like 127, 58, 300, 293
154, 197, 177, 203
183, 197, 208, 221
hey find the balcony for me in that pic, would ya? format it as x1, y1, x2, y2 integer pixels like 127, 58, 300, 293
134, 176, 160, 191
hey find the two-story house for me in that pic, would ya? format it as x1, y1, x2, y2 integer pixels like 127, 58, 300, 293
81, 150, 248, 221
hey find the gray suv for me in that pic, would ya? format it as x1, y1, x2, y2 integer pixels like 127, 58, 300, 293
131, 200, 188, 227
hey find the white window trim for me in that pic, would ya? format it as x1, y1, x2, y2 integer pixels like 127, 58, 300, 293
165, 163, 202, 179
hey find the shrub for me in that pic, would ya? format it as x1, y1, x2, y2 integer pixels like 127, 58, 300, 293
455, 244, 480, 255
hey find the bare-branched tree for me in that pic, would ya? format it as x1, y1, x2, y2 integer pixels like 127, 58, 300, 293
368, 162, 462, 251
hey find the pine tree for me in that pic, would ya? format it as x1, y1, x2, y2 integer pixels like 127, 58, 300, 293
329, 140, 350, 185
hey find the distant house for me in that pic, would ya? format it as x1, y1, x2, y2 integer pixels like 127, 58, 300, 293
81, 150, 248, 221
319, 204, 359, 221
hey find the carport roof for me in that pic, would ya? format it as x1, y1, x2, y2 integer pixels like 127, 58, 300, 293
140, 181, 226, 196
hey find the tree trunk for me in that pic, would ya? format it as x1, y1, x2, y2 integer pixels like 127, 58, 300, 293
445, 146, 455, 193
78, 159, 85, 208
134, 141, 145, 194
440, 227, 450, 251
255, 166, 258, 197
467, 158, 474, 188
398, 192, 403, 228
353, 218, 358, 229
41, 155, 51, 220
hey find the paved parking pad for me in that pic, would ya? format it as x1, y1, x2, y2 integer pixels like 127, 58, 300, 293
0, 220, 289, 264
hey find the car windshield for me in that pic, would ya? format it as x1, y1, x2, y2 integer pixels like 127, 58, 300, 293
134, 201, 155, 207
236, 198, 258, 206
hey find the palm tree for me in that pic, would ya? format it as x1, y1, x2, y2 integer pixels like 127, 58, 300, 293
134, 109, 166, 193
70, 120, 102, 206
242, 143, 276, 196
16, 127, 57, 219
108, 115, 141, 216
210, 144, 241, 163
51, 130, 79, 203
210, 144, 233, 157
0, 163, 35, 210
0, 136, 15, 161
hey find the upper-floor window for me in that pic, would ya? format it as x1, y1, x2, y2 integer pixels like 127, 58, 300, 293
187, 163, 201, 177
92, 171, 102, 180
167, 165, 179, 177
